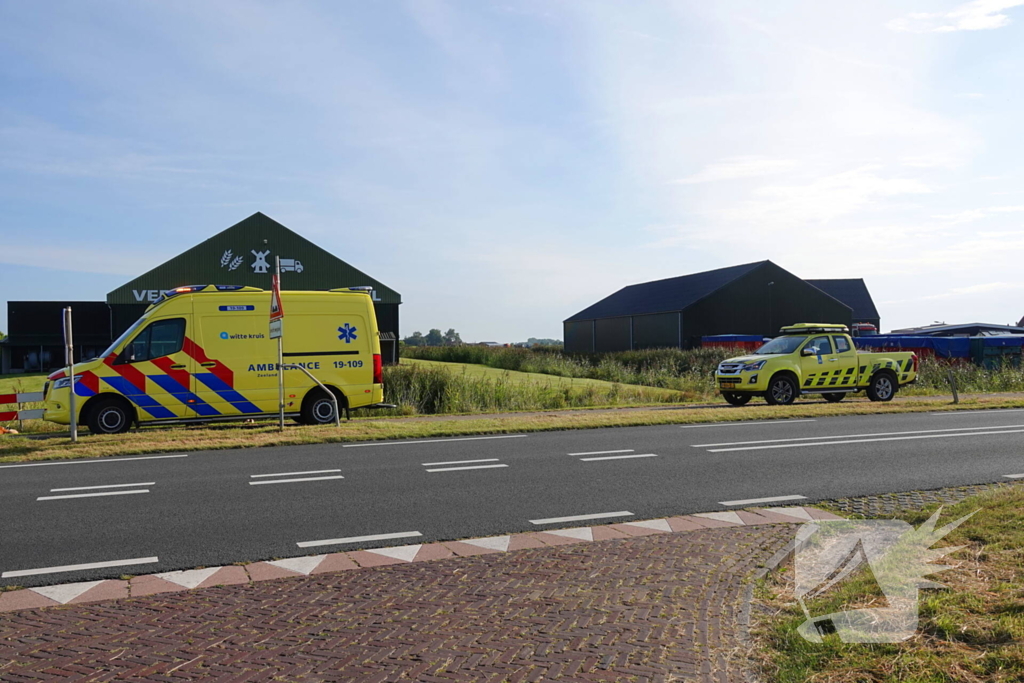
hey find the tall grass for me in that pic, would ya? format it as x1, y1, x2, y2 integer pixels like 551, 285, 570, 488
379, 363, 683, 415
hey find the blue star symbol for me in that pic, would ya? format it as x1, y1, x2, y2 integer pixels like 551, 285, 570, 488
338, 323, 358, 343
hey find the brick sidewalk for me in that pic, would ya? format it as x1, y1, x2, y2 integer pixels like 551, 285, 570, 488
0, 524, 797, 682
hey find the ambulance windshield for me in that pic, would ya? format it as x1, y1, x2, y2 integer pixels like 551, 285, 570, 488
99, 317, 148, 359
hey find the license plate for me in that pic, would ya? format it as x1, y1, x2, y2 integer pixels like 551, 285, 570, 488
720, 380, 739, 388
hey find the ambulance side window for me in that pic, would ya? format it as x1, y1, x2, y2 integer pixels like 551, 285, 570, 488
124, 318, 185, 363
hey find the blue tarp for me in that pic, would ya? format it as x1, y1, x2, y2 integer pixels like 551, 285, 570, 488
852, 335, 972, 358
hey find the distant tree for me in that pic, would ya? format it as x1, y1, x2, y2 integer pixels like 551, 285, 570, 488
523, 337, 562, 347
403, 331, 425, 347
0, 330, 5, 342
425, 329, 444, 347
442, 328, 463, 346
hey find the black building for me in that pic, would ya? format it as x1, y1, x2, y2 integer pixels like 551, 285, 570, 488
1, 213, 402, 374
806, 279, 881, 330
564, 261, 860, 352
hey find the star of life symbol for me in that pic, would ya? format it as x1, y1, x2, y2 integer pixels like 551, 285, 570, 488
794, 507, 976, 643
338, 323, 358, 343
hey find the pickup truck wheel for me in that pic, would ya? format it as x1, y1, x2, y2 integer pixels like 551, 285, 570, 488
822, 393, 845, 403
867, 373, 896, 402
723, 392, 751, 406
765, 375, 797, 406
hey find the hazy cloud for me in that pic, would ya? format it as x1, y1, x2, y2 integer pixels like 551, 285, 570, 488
887, 0, 1024, 33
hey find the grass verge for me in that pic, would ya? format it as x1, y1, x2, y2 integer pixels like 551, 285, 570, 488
3, 395, 1024, 464
754, 485, 1024, 683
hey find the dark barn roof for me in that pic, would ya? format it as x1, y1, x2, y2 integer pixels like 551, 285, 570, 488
806, 279, 879, 323
565, 261, 766, 322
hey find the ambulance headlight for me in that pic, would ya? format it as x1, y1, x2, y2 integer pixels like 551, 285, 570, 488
52, 377, 75, 390
741, 360, 767, 372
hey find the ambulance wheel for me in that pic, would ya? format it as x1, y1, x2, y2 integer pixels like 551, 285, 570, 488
867, 372, 897, 402
722, 392, 751, 406
822, 393, 845, 403
300, 387, 345, 425
86, 397, 133, 435
765, 375, 798, 406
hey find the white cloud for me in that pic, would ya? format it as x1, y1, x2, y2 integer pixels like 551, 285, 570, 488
932, 205, 1024, 223
670, 157, 798, 185
887, 0, 1024, 33
718, 166, 932, 229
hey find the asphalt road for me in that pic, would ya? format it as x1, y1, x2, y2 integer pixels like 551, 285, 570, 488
2, 408, 1023, 587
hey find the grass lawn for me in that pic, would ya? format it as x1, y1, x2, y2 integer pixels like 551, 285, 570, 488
755, 485, 1024, 682
0, 372, 46, 396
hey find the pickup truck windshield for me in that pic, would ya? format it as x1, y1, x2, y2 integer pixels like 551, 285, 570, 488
755, 335, 807, 355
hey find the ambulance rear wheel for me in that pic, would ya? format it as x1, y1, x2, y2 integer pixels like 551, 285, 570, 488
867, 372, 897, 402
300, 388, 346, 425
86, 397, 133, 435
722, 392, 751, 406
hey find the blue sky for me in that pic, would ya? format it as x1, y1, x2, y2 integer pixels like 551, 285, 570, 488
3, 0, 1024, 340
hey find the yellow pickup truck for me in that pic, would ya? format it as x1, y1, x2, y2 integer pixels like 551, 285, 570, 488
715, 323, 918, 406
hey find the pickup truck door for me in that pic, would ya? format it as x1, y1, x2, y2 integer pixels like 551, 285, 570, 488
830, 334, 859, 388
799, 335, 839, 391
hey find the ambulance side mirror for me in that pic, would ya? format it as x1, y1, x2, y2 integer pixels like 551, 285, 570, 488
801, 348, 815, 357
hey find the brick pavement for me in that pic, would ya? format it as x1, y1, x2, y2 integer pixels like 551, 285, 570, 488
0, 516, 809, 682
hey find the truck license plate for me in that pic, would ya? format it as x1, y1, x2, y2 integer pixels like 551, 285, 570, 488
720, 380, 738, 388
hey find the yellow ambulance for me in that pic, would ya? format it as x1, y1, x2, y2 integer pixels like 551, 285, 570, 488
43, 285, 386, 434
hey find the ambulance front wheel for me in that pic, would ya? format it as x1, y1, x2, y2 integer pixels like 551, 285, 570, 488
299, 387, 346, 425
85, 397, 134, 435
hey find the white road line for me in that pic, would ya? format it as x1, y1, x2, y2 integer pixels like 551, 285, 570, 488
425, 464, 509, 473
0, 454, 187, 469
249, 475, 345, 486
342, 435, 527, 448
568, 449, 635, 456
250, 469, 342, 478
37, 489, 150, 501
1004, 474, 1024, 479
706, 428, 1024, 453
297, 531, 423, 549
421, 458, 500, 467
580, 453, 658, 462
693, 424, 1024, 448
720, 494, 808, 506
530, 511, 633, 525
2, 556, 159, 579
50, 482, 155, 492
680, 420, 816, 429
930, 409, 1024, 415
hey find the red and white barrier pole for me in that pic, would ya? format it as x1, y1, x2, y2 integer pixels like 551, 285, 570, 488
64, 306, 77, 442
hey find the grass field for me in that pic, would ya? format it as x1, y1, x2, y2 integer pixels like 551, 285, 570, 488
755, 485, 1024, 682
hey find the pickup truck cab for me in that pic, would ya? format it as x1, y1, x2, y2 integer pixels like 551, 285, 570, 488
715, 323, 918, 406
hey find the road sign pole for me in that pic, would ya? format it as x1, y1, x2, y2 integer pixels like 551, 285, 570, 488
63, 306, 77, 443
275, 257, 285, 431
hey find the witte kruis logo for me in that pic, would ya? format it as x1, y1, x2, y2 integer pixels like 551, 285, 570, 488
794, 507, 976, 643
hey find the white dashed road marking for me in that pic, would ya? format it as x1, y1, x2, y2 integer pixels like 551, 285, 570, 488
580, 453, 658, 462
530, 511, 633, 525
1005, 473, 1024, 479
421, 458, 500, 467
49, 482, 155, 492
425, 464, 508, 473
719, 494, 807, 506
2, 556, 159, 579
250, 469, 342, 478
249, 475, 345, 486
297, 531, 423, 549
37, 489, 150, 501
692, 424, 1024, 448
567, 449, 635, 456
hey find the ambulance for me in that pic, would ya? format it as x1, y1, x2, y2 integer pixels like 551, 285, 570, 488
43, 285, 386, 434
